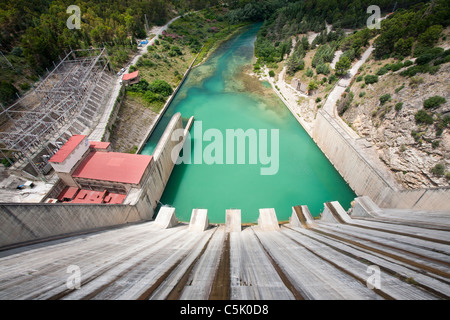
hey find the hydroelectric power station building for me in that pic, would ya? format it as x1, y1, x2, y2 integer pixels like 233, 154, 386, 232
47, 134, 153, 204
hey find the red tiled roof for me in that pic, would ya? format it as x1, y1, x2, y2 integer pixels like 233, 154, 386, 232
71, 190, 107, 204
49, 135, 86, 163
89, 141, 111, 150
57, 186, 79, 201
122, 71, 139, 81
104, 193, 127, 204
57, 188, 126, 204
72, 151, 153, 185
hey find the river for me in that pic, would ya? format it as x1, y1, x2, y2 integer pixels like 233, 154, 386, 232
140, 24, 356, 224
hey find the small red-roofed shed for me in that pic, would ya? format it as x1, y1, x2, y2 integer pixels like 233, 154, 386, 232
122, 71, 140, 85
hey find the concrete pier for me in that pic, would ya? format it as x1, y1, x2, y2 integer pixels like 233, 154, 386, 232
257, 208, 280, 231
153, 206, 178, 229
289, 205, 316, 229
225, 209, 242, 233
351, 196, 383, 218
321, 201, 353, 224
189, 209, 209, 232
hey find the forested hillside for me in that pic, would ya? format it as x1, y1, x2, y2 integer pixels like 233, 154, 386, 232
0, 0, 228, 105
248, 0, 450, 188
253, 0, 448, 65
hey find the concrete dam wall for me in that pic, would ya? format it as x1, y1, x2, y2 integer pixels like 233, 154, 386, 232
0, 113, 192, 249
313, 109, 450, 211
0, 199, 448, 300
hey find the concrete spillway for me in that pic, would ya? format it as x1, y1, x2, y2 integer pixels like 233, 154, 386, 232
0, 197, 448, 300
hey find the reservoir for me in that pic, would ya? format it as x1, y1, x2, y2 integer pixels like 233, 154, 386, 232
140, 24, 356, 224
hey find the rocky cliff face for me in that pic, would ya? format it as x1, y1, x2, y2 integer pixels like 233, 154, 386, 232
342, 62, 449, 189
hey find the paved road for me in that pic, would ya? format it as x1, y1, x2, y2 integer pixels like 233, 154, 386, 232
321, 44, 375, 140
88, 16, 182, 142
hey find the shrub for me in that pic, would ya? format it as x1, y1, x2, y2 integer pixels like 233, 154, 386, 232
306, 68, 314, 77
400, 63, 438, 77
269, 70, 275, 77
328, 74, 337, 83
415, 109, 434, 125
149, 79, 173, 97
395, 85, 405, 93
136, 58, 155, 68
390, 62, 404, 72
403, 60, 413, 67
416, 54, 434, 65
379, 94, 391, 105
376, 66, 389, 75
19, 83, 31, 91
424, 96, 446, 109
428, 65, 440, 75
411, 130, 424, 142
430, 163, 445, 176
395, 102, 403, 111
11, 47, 23, 56
307, 80, 318, 91
364, 75, 378, 84
316, 62, 330, 75
356, 75, 363, 82
359, 91, 366, 98
409, 76, 424, 88
143, 91, 164, 104
170, 45, 182, 56
435, 115, 450, 137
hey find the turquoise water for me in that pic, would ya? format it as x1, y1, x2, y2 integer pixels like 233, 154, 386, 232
141, 24, 356, 224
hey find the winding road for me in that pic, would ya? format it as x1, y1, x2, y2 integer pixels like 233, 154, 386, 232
88, 15, 182, 142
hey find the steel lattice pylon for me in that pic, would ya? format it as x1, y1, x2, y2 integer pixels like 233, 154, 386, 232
0, 48, 114, 180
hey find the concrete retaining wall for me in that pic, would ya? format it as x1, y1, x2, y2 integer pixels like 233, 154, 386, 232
102, 85, 126, 142
313, 109, 450, 211
136, 112, 190, 211
0, 203, 147, 249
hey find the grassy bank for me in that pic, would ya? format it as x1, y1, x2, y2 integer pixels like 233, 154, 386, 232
110, 7, 249, 152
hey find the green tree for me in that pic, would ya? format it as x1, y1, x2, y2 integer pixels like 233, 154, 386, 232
335, 56, 351, 76
394, 37, 414, 57
418, 25, 443, 48
307, 80, 318, 92
0, 81, 19, 105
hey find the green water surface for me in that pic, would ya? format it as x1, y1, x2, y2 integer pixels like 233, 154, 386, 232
141, 24, 356, 223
